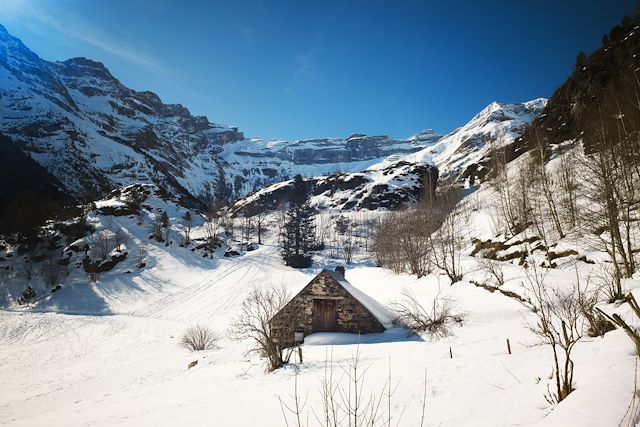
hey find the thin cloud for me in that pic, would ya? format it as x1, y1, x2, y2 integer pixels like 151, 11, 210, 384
3, 0, 166, 72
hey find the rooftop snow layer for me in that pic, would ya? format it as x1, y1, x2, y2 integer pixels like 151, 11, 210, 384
324, 269, 395, 327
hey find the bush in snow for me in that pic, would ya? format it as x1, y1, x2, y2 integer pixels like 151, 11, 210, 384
390, 289, 464, 339
17, 286, 36, 305
180, 325, 217, 351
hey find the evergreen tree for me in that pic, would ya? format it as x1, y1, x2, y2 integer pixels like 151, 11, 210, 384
182, 211, 192, 245
158, 211, 170, 244
281, 175, 316, 268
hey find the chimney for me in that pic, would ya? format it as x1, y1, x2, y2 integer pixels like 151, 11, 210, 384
335, 266, 345, 277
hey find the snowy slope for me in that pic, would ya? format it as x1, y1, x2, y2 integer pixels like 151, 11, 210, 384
404, 99, 546, 183
218, 131, 441, 195
0, 24, 241, 206
229, 159, 438, 213
0, 24, 445, 205
0, 198, 637, 426
227, 100, 546, 214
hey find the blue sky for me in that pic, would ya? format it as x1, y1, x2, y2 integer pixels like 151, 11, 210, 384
1, 0, 634, 140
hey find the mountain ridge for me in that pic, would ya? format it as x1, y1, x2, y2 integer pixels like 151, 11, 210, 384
0, 23, 544, 210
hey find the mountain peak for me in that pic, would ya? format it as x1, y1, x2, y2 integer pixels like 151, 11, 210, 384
56, 57, 117, 82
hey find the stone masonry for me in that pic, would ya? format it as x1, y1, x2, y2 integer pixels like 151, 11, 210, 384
269, 269, 385, 348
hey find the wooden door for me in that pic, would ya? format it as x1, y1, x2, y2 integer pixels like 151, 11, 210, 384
313, 299, 337, 332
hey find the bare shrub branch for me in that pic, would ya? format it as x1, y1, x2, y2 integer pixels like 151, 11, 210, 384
525, 257, 583, 403
390, 289, 464, 339
180, 325, 217, 351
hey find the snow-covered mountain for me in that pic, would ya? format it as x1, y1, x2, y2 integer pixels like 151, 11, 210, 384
402, 99, 547, 184
0, 24, 442, 205
229, 100, 545, 214
218, 131, 441, 195
0, 24, 244, 207
0, 24, 546, 209
230, 159, 438, 214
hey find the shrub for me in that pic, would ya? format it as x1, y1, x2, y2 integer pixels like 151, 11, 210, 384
180, 325, 217, 351
18, 286, 36, 305
390, 289, 464, 339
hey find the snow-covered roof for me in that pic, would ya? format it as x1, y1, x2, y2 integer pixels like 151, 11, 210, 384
323, 269, 395, 328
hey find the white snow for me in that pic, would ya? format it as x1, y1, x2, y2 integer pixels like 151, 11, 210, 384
1, 181, 638, 426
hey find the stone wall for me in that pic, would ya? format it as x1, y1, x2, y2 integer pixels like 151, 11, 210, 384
270, 270, 384, 348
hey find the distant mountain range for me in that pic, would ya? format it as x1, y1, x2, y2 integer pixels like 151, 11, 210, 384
0, 23, 544, 211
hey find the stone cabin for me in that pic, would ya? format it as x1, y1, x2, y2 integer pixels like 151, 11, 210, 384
269, 267, 392, 348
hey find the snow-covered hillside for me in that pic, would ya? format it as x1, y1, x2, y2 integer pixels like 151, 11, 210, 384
403, 99, 547, 184
4, 14, 638, 427
230, 159, 438, 213
0, 25, 243, 206
1, 170, 638, 426
218, 131, 441, 195
0, 23, 546, 208
225, 99, 546, 215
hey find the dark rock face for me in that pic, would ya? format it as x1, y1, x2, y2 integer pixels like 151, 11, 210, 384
226, 133, 441, 167
231, 161, 438, 214
518, 15, 640, 153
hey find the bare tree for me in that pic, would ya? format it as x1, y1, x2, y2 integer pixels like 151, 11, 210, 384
204, 209, 222, 247
113, 229, 127, 251
229, 285, 295, 372
557, 148, 580, 230
182, 211, 193, 246
180, 325, 217, 351
221, 211, 235, 237
335, 217, 356, 264
239, 215, 253, 249
341, 231, 356, 265
254, 211, 268, 245
582, 107, 638, 292
280, 349, 430, 427
160, 211, 171, 245
511, 154, 533, 231
532, 130, 564, 240
41, 255, 65, 289
525, 257, 583, 403
374, 210, 432, 277
136, 244, 148, 268
316, 213, 332, 249
93, 229, 113, 260
428, 183, 465, 284
488, 131, 520, 234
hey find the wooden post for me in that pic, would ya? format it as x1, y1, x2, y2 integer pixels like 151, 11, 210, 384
506, 338, 512, 355
449, 346, 453, 359
298, 346, 303, 364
